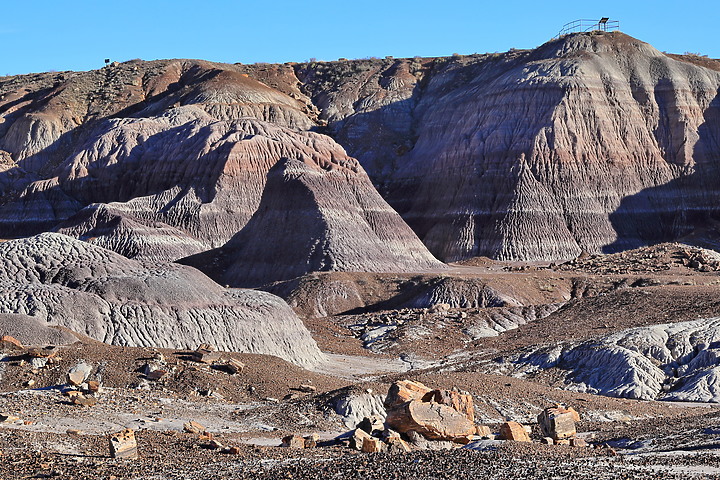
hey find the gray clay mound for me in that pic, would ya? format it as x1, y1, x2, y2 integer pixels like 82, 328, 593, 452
0, 313, 79, 346
0, 233, 324, 367
495, 316, 720, 403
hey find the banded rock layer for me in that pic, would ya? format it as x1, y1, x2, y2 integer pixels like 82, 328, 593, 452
3, 33, 720, 265
0, 233, 324, 367
182, 156, 443, 287
291, 33, 720, 261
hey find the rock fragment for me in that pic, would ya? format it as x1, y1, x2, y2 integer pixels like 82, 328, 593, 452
281, 435, 306, 448
387, 437, 412, 453
421, 389, 475, 421
71, 394, 97, 407
183, 421, 206, 434
384, 380, 432, 410
0, 335, 23, 352
224, 358, 245, 374
192, 344, 222, 364
357, 415, 385, 435
304, 433, 319, 448
26, 346, 60, 358
571, 437, 588, 447
67, 362, 92, 386
0, 414, 20, 423
350, 428, 372, 451
143, 363, 168, 380
385, 399, 475, 442
361, 437, 385, 453
498, 422, 531, 442
537, 406, 578, 440
109, 429, 138, 459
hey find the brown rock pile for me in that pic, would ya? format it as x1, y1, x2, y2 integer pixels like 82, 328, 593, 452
680, 248, 720, 272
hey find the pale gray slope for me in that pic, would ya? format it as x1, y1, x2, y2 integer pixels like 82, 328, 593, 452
0, 233, 324, 367
494, 317, 720, 402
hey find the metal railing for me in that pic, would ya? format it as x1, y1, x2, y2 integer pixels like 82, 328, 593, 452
553, 19, 620, 39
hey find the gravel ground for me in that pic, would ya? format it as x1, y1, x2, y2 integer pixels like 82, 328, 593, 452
2, 430, 720, 480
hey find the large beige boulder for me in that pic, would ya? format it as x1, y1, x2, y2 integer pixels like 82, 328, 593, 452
422, 389, 475, 422
384, 380, 432, 410
385, 399, 475, 443
499, 421, 531, 442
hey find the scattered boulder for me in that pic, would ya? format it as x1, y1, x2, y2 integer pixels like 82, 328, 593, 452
30, 357, 48, 369
405, 430, 455, 450
475, 425, 492, 438
0, 414, 20, 423
383, 380, 477, 445
385, 399, 475, 443
387, 437, 412, 453
224, 358, 245, 374
361, 437, 385, 453
67, 362, 92, 386
26, 346, 61, 359
298, 384, 316, 393
498, 422, 531, 442
192, 344, 222, 364
281, 435, 306, 449
350, 428, 372, 451
357, 415, 385, 436
143, 363, 168, 380
571, 437, 588, 447
109, 429, 138, 459
71, 394, 97, 407
538, 406, 578, 440
0, 335, 23, 352
384, 380, 432, 410
183, 421, 206, 434
304, 433, 319, 448
421, 389, 475, 422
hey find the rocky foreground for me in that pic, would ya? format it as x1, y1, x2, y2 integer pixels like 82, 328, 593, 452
3, 245, 720, 479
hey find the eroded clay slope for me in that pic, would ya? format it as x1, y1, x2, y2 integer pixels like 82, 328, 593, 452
0, 233, 324, 367
291, 32, 720, 261
54, 203, 206, 262
182, 157, 444, 287
0, 60, 316, 243
47, 107, 350, 251
491, 317, 720, 402
3, 33, 720, 265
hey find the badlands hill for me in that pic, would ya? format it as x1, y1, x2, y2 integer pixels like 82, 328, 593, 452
1, 31, 720, 267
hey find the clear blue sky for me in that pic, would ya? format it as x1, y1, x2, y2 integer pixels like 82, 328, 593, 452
1, 0, 718, 76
